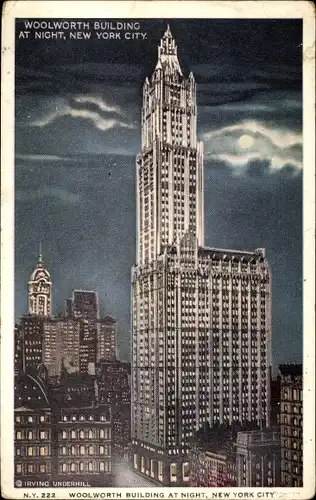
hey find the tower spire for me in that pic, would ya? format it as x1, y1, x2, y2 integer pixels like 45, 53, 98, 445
38, 241, 43, 264
156, 24, 182, 76
164, 24, 172, 38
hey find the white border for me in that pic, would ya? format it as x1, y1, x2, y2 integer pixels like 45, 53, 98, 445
1, 1, 315, 499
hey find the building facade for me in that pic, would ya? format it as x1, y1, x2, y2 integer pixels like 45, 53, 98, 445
56, 404, 113, 486
97, 316, 118, 362
14, 373, 53, 484
64, 290, 99, 374
279, 364, 303, 487
42, 317, 81, 382
131, 27, 272, 485
189, 446, 236, 487
96, 360, 131, 457
235, 429, 280, 487
20, 315, 44, 374
15, 324, 23, 375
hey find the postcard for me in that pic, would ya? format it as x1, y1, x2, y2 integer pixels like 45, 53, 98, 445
1, 1, 315, 499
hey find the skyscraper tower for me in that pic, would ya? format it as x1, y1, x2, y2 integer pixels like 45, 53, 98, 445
137, 25, 204, 266
131, 27, 272, 486
28, 244, 52, 317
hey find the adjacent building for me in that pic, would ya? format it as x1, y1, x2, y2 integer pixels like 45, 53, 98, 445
97, 316, 118, 362
189, 446, 236, 487
28, 246, 52, 317
131, 26, 272, 485
14, 373, 53, 484
69, 290, 100, 321
279, 364, 303, 487
64, 290, 99, 374
235, 429, 280, 487
20, 314, 44, 374
270, 373, 281, 426
14, 324, 23, 375
56, 404, 113, 486
96, 360, 131, 457
42, 317, 81, 383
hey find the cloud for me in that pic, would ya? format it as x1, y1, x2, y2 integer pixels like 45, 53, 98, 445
16, 186, 81, 205
73, 95, 123, 115
209, 153, 302, 173
31, 99, 135, 131
202, 120, 302, 174
203, 121, 302, 149
16, 154, 77, 162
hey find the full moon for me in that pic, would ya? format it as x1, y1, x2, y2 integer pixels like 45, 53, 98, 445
239, 134, 254, 149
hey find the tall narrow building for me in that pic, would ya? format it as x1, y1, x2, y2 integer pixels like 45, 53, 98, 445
28, 245, 52, 317
131, 27, 272, 485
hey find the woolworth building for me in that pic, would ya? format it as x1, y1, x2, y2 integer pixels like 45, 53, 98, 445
131, 26, 272, 485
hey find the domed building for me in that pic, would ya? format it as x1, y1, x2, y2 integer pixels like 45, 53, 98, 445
28, 245, 52, 317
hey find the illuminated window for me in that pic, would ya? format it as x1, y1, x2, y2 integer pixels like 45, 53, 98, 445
40, 446, 48, 456
170, 463, 177, 482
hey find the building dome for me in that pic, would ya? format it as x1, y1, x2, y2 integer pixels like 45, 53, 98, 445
28, 245, 52, 316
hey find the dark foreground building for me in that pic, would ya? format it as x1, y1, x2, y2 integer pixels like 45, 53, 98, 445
14, 373, 114, 486
280, 364, 303, 487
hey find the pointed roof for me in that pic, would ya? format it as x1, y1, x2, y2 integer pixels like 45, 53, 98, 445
163, 24, 172, 39
29, 243, 51, 282
155, 24, 182, 76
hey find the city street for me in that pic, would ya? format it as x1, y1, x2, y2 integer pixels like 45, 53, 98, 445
114, 459, 157, 487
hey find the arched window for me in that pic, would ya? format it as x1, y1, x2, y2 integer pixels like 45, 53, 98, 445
70, 463, 76, 472
62, 430, 67, 439
80, 430, 85, 439
100, 462, 105, 471
100, 429, 104, 439
71, 430, 76, 439
88, 430, 94, 439
89, 445, 94, 455
100, 445, 104, 454
71, 445, 76, 455
79, 462, 84, 472
80, 445, 85, 455
88, 462, 94, 472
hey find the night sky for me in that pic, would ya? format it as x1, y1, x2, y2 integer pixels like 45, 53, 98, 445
15, 19, 302, 370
